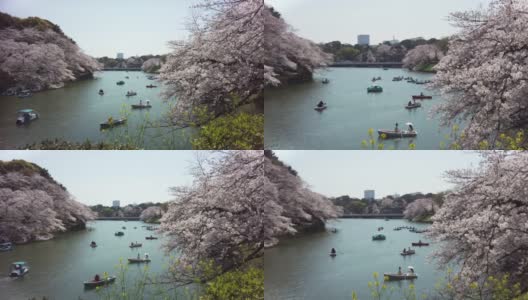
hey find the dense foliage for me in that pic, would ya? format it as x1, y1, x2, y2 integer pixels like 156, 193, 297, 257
96, 54, 165, 71
428, 152, 528, 294
320, 38, 448, 64
0, 12, 99, 93
191, 112, 264, 150
432, 0, 528, 149
331, 193, 443, 216
90, 202, 167, 219
0, 160, 94, 243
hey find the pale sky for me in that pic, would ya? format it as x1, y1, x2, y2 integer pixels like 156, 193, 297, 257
265, 0, 492, 44
0, 151, 199, 206
274, 151, 483, 199
0, 0, 200, 57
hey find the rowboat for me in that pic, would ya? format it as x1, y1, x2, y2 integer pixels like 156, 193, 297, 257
115, 231, 124, 236
372, 234, 386, 241
412, 242, 429, 246
367, 86, 383, 93
16, 109, 39, 125
90, 242, 97, 248
128, 258, 151, 263
384, 273, 417, 280
83, 276, 116, 288
17, 90, 32, 98
400, 250, 416, 256
146, 84, 157, 88
9, 262, 29, 277
145, 236, 158, 240
129, 243, 142, 248
314, 104, 327, 111
329, 253, 336, 257
377, 130, 417, 138
322, 79, 330, 84
405, 103, 422, 109
131, 104, 152, 109
0, 242, 13, 251
100, 118, 127, 130
412, 95, 433, 100
116, 81, 125, 85
126, 91, 137, 97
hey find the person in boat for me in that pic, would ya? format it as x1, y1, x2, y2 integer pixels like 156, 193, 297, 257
398, 266, 402, 275
394, 123, 399, 132
331, 248, 336, 255
317, 100, 324, 108
94, 274, 100, 282
137, 253, 140, 259
408, 101, 412, 107
420, 92, 424, 96
402, 248, 406, 254
419, 239, 422, 244
146, 100, 150, 106
408, 124, 414, 132
139, 99, 143, 106
145, 253, 149, 259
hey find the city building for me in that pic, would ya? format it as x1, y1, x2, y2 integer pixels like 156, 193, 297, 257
357, 34, 370, 46
112, 200, 120, 208
364, 190, 375, 200
116, 52, 124, 59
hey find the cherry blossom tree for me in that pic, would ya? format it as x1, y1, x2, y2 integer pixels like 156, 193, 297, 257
139, 206, 163, 222
0, 161, 94, 243
264, 6, 332, 86
402, 44, 443, 70
0, 24, 100, 92
403, 198, 437, 220
432, 0, 528, 148
159, 0, 264, 125
428, 151, 528, 293
141, 58, 162, 73
159, 150, 339, 285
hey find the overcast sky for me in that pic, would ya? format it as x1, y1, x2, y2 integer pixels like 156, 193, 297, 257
265, 0, 492, 44
0, 0, 199, 57
274, 151, 482, 199
0, 151, 198, 206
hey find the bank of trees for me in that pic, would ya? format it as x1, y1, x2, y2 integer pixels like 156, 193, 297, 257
432, 0, 528, 149
0, 12, 99, 93
428, 152, 528, 295
264, 6, 331, 86
0, 160, 94, 243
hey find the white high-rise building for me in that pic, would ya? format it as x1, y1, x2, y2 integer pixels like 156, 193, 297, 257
112, 200, 120, 208
116, 52, 124, 59
357, 34, 370, 45
364, 190, 375, 200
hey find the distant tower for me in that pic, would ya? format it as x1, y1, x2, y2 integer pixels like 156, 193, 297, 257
116, 52, 124, 59
112, 200, 120, 208
364, 190, 375, 200
357, 34, 370, 46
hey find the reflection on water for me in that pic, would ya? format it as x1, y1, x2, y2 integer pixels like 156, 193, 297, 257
265, 68, 454, 150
